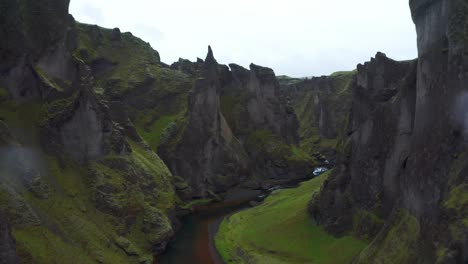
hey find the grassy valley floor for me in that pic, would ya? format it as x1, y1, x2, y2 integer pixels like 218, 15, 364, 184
215, 171, 367, 264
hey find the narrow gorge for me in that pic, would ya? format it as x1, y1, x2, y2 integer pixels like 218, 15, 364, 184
0, 0, 466, 263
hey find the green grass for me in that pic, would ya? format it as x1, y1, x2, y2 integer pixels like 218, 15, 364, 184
286, 146, 312, 162
215, 171, 367, 264
136, 114, 179, 151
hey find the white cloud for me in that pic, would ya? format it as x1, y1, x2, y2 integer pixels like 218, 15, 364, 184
69, 0, 417, 77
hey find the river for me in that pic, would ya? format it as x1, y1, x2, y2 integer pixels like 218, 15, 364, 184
159, 189, 260, 264
159, 167, 330, 263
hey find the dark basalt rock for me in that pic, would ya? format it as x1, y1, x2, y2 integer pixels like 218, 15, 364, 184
0, 216, 20, 264
310, 54, 417, 234
220, 62, 300, 145
311, 0, 468, 262
170, 58, 198, 75
159, 46, 249, 197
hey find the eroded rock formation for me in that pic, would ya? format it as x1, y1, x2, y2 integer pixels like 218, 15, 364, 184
310, 1, 468, 262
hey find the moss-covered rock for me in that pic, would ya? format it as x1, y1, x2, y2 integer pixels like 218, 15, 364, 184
356, 209, 421, 263
280, 70, 354, 163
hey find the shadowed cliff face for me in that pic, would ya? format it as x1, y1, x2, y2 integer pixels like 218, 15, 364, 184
311, 1, 468, 262
159, 47, 249, 197
159, 47, 307, 197
279, 72, 354, 165
0, 1, 178, 263
0, 216, 20, 264
0, 0, 77, 101
225, 63, 300, 145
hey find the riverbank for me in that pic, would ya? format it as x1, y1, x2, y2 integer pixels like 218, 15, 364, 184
215, 171, 368, 263
160, 189, 260, 263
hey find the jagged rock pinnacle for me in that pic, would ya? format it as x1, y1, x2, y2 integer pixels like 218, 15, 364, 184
205, 45, 217, 65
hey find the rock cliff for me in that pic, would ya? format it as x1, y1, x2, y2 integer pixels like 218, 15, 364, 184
280, 71, 354, 164
158, 47, 249, 197
310, 1, 468, 262
0, 1, 177, 263
159, 48, 309, 196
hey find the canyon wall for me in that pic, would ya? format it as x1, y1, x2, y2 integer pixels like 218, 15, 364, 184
311, 1, 468, 263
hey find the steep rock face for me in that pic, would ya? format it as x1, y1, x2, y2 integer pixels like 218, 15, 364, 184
223, 63, 299, 144
310, 53, 417, 234
159, 48, 309, 196
0, 0, 77, 101
311, 1, 468, 262
218, 63, 311, 183
0, 216, 20, 264
159, 47, 249, 197
0, 1, 178, 263
280, 72, 354, 163
39, 64, 114, 163
74, 22, 192, 154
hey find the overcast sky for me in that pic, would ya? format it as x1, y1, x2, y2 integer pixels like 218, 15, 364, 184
69, 0, 417, 77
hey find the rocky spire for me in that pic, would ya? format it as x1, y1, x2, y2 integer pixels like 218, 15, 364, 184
205, 45, 217, 66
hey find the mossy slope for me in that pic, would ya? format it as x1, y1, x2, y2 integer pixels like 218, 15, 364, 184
280, 71, 355, 157
215, 171, 367, 264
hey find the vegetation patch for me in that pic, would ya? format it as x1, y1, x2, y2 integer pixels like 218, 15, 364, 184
135, 114, 179, 151
0, 86, 8, 101
352, 209, 385, 240
220, 90, 248, 134
444, 184, 468, 211
215, 171, 367, 263
286, 146, 312, 162
34, 67, 63, 92
181, 199, 213, 210
39, 92, 80, 126
8, 139, 177, 264
356, 209, 420, 263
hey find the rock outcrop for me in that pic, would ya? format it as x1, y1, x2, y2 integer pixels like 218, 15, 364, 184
159, 48, 309, 196
0, 1, 178, 263
0, 216, 20, 264
222, 63, 300, 144
310, 1, 468, 262
280, 71, 354, 164
159, 47, 249, 197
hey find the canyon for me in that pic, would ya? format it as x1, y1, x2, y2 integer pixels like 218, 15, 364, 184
0, 0, 467, 263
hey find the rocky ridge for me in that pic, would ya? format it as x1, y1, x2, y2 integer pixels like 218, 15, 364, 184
310, 0, 468, 262
0, 0, 311, 262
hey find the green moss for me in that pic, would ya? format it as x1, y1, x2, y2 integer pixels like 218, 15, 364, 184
286, 146, 312, 162
159, 117, 188, 155
220, 90, 248, 134
0, 102, 43, 143
135, 114, 179, 151
75, 22, 174, 97
34, 67, 63, 91
13, 226, 95, 263
216, 171, 367, 263
115, 236, 141, 256
352, 209, 385, 241
0, 86, 8, 101
356, 209, 420, 263
330, 70, 356, 78
6, 137, 177, 264
291, 71, 353, 157
10, 156, 137, 264
444, 184, 468, 211
39, 92, 80, 126
448, 152, 467, 185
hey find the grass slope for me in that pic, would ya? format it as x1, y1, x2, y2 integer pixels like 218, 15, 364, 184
215, 171, 367, 264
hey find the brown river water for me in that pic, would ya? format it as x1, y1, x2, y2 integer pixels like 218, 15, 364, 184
158, 189, 260, 264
